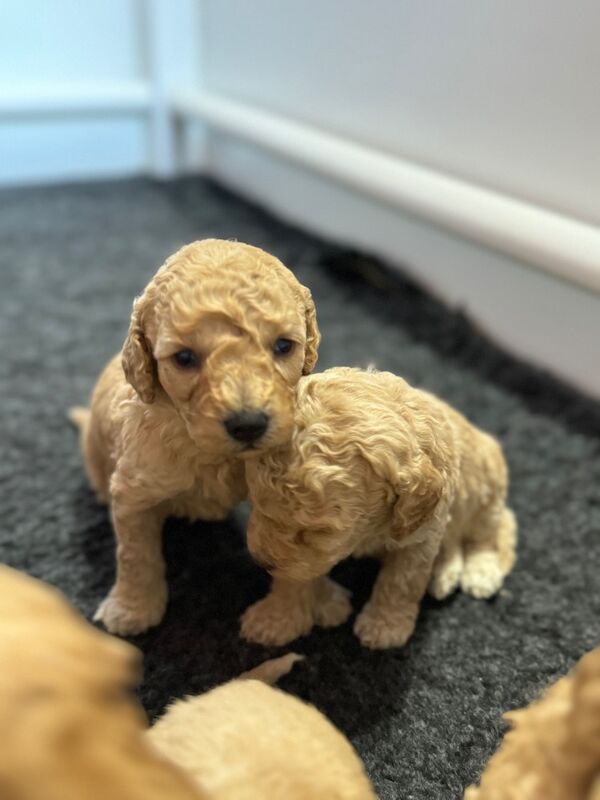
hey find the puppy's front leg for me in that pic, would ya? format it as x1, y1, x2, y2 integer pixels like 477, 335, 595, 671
241, 576, 351, 646
354, 534, 441, 649
94, 504, 167, 636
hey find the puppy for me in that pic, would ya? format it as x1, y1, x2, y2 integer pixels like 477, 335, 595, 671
0, 566, 375, 800
71, 239, 319, 636
242, 367, 517, 649
149, 654, 376, 799
0, 565, 202, 800
465, 647, 600, 800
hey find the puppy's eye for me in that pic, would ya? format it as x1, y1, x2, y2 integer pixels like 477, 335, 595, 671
273, 338, 295, 356
173, 349, 200, 369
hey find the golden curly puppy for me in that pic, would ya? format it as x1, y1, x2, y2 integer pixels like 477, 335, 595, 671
71, 239, 319, 636
465, 647, 600, 800
0, 566, 375, 800
0, 565, 202, 800
242, 367, 517, 649
149, 655, 376, 800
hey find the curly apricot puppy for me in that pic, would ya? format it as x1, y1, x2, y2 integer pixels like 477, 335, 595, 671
242, 367, 517, 649
150, 653, 376, 800
71, 239, 319, 636
465, 647, 600, 800
0, 566, 374, 800
0, 565, 202, 800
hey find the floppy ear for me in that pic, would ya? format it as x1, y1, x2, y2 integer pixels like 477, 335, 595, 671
302, 286, 320, 375
391, 457, 445, 541
121, 295, 157, 404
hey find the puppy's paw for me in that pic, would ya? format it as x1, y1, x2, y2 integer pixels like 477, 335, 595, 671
460, 554, 504, 599
94, 584, 167, 636
313, 578, 352, 628
240, 596, 313, 646
428, 558, 463, 601
354, 601, 418, 650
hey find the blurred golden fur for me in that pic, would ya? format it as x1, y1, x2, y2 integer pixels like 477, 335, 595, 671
0, 566, 374, 800
0, 565, 203, 800
71, 239, 319, 636
242, 367, 517, 649
149, 661, 375, 800
465, 648, 600, 800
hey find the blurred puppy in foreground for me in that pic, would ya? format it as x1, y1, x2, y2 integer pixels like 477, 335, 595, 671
0, 566, 375, 800
465, 647, 600, 800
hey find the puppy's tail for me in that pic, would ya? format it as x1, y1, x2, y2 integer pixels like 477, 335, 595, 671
68, 405, 91, 433
238, 652, 304, 685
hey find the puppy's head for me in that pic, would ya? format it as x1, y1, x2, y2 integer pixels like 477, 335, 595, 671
245, 456, 364, 584
122, 240, 320, 463
247, 517, 348, 582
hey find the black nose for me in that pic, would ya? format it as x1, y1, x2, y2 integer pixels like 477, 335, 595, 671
224, 411, 270, 444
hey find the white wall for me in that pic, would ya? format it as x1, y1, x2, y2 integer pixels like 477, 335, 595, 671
0, 0, 201, 185
1, 0, 142, 82
1, 1, 599, 397
194, 0, 600, 398
207, 132, 600, 400
202, 0, 600, 227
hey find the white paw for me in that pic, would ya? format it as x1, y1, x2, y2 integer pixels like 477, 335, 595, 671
240, 596, 313, 646
354, 601, 418, 650
313, 579, 352, 628
429, 560, 463, 600
94, 584, 167, 636
460, 555, 504, 599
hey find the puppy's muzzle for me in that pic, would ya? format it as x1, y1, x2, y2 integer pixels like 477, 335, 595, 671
224, 410, 270, 444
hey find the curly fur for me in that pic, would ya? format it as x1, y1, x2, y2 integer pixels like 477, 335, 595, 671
465, 648, 600, 800
71, 239, 320, 636
0, 565, 203, 800
242, 367, 517, 649
149, 663, 375, 800
0, 566, 374, 800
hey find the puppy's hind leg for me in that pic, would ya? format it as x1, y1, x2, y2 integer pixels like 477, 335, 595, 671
312, 576, 352, 628
68, 406, 110, 504
461, 504, 517, 599
429, 536, 464, 601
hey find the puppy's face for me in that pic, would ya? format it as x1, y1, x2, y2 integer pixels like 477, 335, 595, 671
122, 240, 319, 463
152, 290, 305, 460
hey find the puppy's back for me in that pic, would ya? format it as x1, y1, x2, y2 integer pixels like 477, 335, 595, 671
148, 679, 375, 800
297, 367, 503, 476
295, 367, 454, 462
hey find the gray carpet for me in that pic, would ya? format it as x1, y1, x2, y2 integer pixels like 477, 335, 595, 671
1, 177, 599, 799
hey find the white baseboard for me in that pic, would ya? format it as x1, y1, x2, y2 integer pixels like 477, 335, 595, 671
0, 81, 153, 186
2, 80, 598, 399
172, 90, 600, 296
203, 130, 600, 401
0, 81, 153, 115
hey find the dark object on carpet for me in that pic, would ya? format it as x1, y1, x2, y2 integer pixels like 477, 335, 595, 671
1, 177, 599, 800
321, 248, 600, 440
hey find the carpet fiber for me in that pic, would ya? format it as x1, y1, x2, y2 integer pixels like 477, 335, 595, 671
1, 178, 599, 799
